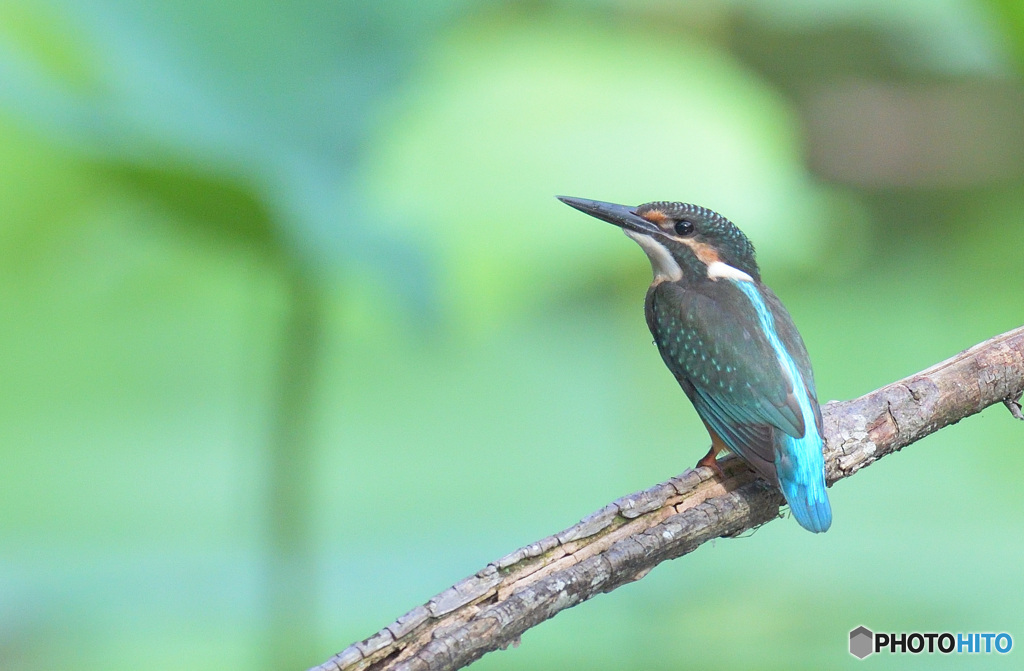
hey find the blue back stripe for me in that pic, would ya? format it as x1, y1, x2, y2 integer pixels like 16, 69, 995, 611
731, 281, 817, 440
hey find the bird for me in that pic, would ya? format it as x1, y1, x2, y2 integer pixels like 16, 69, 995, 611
558, 196, 831, 533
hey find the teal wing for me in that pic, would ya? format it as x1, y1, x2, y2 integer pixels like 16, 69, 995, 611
646, 280, 805, 482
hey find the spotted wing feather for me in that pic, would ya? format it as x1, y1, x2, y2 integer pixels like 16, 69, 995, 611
645, 280, 805, 482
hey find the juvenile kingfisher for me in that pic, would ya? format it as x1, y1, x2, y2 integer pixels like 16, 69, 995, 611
558, 196, 831, 533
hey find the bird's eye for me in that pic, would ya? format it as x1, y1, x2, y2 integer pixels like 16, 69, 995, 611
674, 219, 695, 236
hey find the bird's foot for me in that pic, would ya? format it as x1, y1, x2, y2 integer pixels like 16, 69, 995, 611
696, 447, 724, 479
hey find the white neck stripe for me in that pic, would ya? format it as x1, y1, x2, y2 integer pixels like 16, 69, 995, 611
706, 260, 753, 283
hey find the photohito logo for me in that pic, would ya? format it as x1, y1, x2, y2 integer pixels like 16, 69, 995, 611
849, 626, 1013, 659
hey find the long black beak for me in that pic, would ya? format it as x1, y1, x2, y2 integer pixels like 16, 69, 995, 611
557, 196, 662, 237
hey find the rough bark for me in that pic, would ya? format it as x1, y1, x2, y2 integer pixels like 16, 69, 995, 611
312, 325, 1024, 671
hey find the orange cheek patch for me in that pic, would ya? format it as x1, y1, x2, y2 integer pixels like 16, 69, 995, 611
688, 241, 720, 266
675, 236, 720, 266
639, 209, 669, 226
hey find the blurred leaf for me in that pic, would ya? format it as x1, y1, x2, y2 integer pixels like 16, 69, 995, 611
0, 0, 479, 272
98, 161, 281, 257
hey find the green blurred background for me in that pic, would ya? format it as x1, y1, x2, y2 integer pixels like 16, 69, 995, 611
1, 1, 1022, 670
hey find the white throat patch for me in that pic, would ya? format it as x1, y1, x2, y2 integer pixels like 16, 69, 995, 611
624, 230, 683, 282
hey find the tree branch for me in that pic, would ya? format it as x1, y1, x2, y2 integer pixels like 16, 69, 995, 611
312, 325, 1024, 671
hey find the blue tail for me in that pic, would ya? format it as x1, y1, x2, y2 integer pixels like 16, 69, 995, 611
776, 435, 832, 533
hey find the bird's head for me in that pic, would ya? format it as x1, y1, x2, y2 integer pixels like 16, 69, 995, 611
558, 197, 760, 285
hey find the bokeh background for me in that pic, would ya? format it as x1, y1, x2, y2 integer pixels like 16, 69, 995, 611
2, 1, 1023, 670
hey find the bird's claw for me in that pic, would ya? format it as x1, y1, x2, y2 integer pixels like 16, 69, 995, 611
696, 449, 725, 479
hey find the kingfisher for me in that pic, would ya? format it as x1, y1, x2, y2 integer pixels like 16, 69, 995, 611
558, 196, 831, 533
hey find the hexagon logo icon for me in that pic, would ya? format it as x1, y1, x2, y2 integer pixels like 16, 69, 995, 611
850, 626, 874, 659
